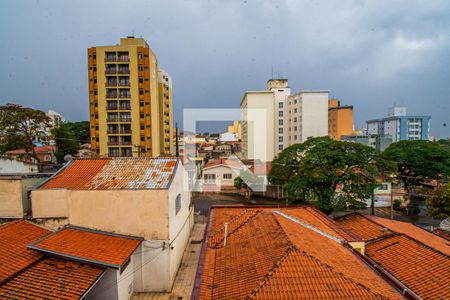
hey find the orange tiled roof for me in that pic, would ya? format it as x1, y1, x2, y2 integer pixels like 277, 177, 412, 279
335, 213, 393, 241
365, 234, 450, 299
40, 157, 178, 190
6, 145, 57, 154
195, 206, 403, 300
0, 220, 105, 299
0, 220, 50, 282
0, 258, 104, 300
29, 226, 142, 269
368, 216, 450, 255
204, 158, 244, 169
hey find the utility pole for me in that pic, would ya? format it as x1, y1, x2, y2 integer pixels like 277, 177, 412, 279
390, 183, 394, 220
371, 192, 375, 216
175, 122, 179, 158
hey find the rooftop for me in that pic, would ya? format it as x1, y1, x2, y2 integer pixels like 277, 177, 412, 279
29, 226, 142, 270
0, 221, 105, 299
39, 157, 178, 190
194, 206, 402, 300
336, 213, 450, 299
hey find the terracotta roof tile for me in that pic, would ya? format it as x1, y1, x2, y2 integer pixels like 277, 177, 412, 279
0, 257, 104, 300
40, 157, 178, 190
0, 220, 50, 282
335, 213, 393, 241
368, 216, 450, 255
196, 207, 403, 300
0, 221, 106, 299
29, 226, 142, 269
365, 234, 450, 299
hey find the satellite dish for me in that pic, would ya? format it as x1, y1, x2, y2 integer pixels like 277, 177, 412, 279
63, 154, 74, 162
440, 218, 450, 231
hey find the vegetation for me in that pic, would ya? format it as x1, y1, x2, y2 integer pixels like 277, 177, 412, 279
426, 183, 450, 219
65, 121, 90, 144
51, 120, 80, 164
0, 103, 51, 162
382, 140, 450, 188
269, 137, 394, 213
234, 176, 245, 189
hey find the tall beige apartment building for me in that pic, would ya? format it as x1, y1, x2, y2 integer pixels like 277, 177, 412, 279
88, 37, 173, 157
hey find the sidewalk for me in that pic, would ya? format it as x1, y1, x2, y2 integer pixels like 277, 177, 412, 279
132, 223, 206, 300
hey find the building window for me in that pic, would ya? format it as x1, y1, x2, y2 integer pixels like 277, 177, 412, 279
278, 102, 283, 108
175, 194, 181, 215
279, 136, 283, 142
44, 155, 51, 162
378, 183, 389, 190
204, 174, 216, 183
223, 173, 232, 179
138, 65, 143, 71
278, 111, 283, 117
138, 53, 142, 60
278, 145, 283, 150
278, 128, 283, 134
278, 119, 283, 125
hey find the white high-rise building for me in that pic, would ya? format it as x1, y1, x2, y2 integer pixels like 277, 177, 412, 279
240, 79, 329, 162
267, 79, 291, 154
284, 91, 329, 146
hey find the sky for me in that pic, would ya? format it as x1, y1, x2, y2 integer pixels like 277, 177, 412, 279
0, 0, 449, 137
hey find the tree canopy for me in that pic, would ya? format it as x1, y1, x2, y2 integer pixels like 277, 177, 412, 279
0, 103, 51, 162
268, 136, 394, 213
65, 121, 90, 144
51, 121, 80, 164
382, 140, 450, 188
426, 183, 450, 219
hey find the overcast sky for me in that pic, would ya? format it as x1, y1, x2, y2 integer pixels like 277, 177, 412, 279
1, 0, 449, 137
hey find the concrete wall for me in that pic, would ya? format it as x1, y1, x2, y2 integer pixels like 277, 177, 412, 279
203, 165, 241, 187
0, 180, 23, 217
300, 92, 329, 142
0, 159, 38, 174
32, 189, 169, 240
85, 269, 119, 300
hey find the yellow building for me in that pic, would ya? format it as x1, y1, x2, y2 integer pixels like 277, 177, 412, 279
328, 99, 354, 140
88, 37, 173, 157
227, 121, 241, 140
158, 69, 174, 155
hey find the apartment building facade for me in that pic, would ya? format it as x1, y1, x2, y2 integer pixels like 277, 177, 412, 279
267, 79, 291, 154
328, 99, 354, 140
367, 107, 431, 142
158, 69, 174, 154
240, 91, 275, 161
284, 90, 329, 147
88, 37, 173, 157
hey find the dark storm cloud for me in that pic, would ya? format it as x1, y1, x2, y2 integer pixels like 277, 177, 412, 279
0, 0, 449, 137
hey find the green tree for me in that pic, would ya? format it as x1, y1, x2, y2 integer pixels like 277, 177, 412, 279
234, 176, 245, 189
426, 183, 450, 219
51, 120, 80, 164
0, 103, 51, 162
268, 137, 394, 213
65, 121, 90, 144
382, 140, 450, 188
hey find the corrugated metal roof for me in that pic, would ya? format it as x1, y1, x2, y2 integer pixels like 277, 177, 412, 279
40, 157, 178, 190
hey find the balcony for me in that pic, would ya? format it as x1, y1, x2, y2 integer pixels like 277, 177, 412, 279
118, 56, 130, 62
121, 141, 132, 145
106, 94, 118, 99
107, 118, 119, 122
118, 82, 130, 87
118, 69, 130, 74
105, 57, 117, 62
119, 105, 131, 110
120, 130, 132, 134
107, 141, 119, 145
118, 94, 131, 99
106, 82, 118, 87
119, 117, 132, 122
105, 69, 117, 74
107, 130, 119, 134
